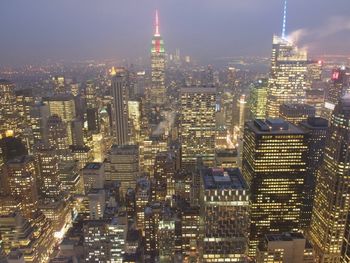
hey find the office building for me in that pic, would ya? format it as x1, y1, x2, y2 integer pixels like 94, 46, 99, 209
256, 233, 314, 263
43, 95, 76, 144
34, 146, 62, 200
180, 87, 216, 167
323, 66, 350, 119
249, 79, 268, 119
279, 103, 316, 125
82, 162, 105, 194
299, 117, 328, 229
309, 96, 350, 262
200, 168, 250, 262
267, 36, 308, 118
242, 119, 307, 257
105, 144, 139, 196
111, 70, 129, 145
5, 156, 39, 219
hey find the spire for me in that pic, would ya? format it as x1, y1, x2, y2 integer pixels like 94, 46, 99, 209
282, 0, 287, 39
155, 9, 160, 36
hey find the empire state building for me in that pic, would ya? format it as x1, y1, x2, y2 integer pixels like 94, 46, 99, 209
150, 10, 166, 106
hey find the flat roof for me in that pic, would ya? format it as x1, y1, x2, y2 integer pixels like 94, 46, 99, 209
201, 168, 247, 190
180, 86, 216, 94
83, 162, 103, 170
266, 232, 305, 242
247, 119, 304, 135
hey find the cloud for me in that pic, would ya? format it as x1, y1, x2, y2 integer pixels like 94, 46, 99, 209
287, 16, 350, 45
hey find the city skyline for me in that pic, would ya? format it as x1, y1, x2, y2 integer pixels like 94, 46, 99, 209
1, 0, 350, 66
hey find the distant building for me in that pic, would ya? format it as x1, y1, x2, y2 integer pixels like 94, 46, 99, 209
249, 78, 268, 119
149, 10, 166, 106
111, 70, 129, 145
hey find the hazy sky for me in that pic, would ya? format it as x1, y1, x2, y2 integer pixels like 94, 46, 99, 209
1, 0, 350, 66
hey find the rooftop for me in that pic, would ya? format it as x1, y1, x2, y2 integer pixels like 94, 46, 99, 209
248, 119, 304, 134
83, 162, 103, 170
266, 232, 306, 242
201, 168, 247, 190
280, 103, 316, 112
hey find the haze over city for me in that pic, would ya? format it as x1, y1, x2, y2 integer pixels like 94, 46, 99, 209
1, 0, 350, 65
1, 1, 350, 262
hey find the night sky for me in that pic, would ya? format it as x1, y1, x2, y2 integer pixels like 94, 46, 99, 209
1, 0, 350, 66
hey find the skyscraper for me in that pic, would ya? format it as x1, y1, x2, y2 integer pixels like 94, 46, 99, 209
85, 80, 100, 133
249, 78, 268, 119
105, 145, 139, 196
309, 96, 350, 262
111, 70, 129, 145
34, 146, 62, 200
266, 1, 308, 118
180, 87, 216, 168
242, 119, 307, 257
323, 66, 350, 119
299, 117, 327, 229
150, 10, 166, 106
5, 156, 39, 219
0, 80, 20, 136
200, 168, 250, 262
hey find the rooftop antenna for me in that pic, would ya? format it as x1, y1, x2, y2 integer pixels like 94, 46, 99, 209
155, 9, 160, 36
282, 0, 287, 39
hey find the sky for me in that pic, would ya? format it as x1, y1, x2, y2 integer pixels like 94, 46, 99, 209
0, 0, 350, 66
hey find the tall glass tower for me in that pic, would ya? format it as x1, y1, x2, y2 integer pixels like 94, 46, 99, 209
309, 96, 350, 262
266, 0, 308, 118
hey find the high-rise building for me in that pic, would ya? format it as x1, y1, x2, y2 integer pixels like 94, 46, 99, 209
128, 100, 141, 144
256, 233, 314, 263
83, 214, 127, 262
150, 10, 166, 106
181, 206, 200, 262
180, 87, 216, 168
144, 202, 162, 262
323, 66, 350, 119
5, 156, 39, 219
140, 135, 167, 176
82, 162, 105, 194
105, 145, 139, 196
43, 95, 76, 145
135, 178, 151, 233
47, 115, 72, 162
0, 212, 55, 262
154, 151, 176, 201
111, 70, 129, 145
249, 78, 268, 119
279, 103, 316, 125
242, 119, 307, 257
85, 80, 100, 133
34, 146, 62, 200
299, 117, 328, 229
309, 96, 350, 262
267, 3, 308, 118
0, 80, 20, 136
200, 168, 250, 262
